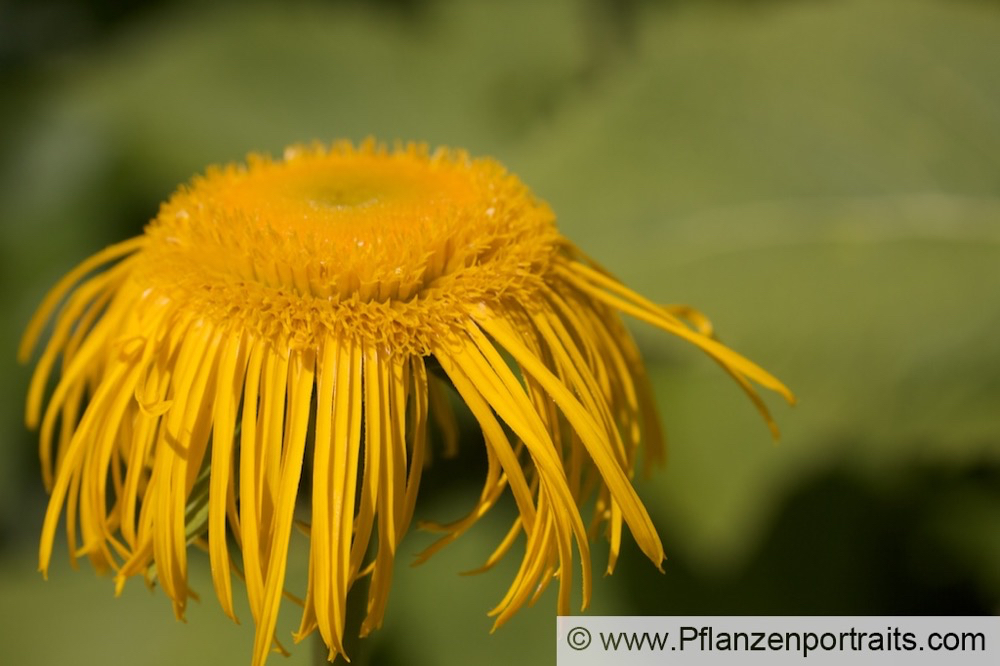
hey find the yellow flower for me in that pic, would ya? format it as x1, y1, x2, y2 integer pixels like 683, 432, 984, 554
20, 140, 792, 665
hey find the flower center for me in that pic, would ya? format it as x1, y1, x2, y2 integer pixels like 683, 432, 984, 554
300, 176, 387, 209
237, 153, 475, 218
134, 141, 561, 351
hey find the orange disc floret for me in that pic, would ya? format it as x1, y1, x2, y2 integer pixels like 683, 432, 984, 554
137, 140, 561, 354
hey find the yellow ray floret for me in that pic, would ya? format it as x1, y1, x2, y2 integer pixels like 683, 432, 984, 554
20, 139, 793, 666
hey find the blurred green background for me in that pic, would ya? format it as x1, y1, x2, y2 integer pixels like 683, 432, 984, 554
2, 0, 999, 664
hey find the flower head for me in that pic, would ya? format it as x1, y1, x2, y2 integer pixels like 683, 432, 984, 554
21, 140, 793, 664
